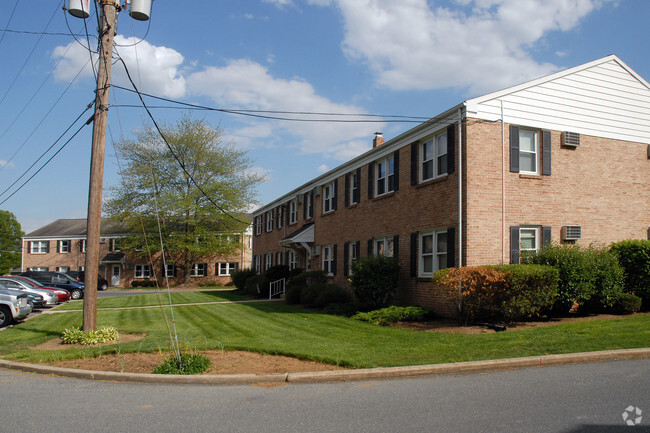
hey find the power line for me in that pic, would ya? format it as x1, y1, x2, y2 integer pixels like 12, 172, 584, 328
0, 1, 21, 47
0, 28, 86, 37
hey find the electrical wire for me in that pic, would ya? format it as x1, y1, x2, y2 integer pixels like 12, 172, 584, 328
0, 0, 21, 48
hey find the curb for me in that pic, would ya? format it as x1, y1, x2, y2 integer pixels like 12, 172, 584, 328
1, 348, 649, 385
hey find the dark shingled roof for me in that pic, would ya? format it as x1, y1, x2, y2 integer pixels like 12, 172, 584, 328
24, 219, 124, 238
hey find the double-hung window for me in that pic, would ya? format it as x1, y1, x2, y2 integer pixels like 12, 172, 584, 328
519, 129, 539, 174
510, 125, 550, 176
191, 263, 207, 277
264, 253, 273, 271
254, 256, 261, 273
421, 131, 448, 181
348, 170, 359, 205
376, 156, 395, 196
31, 241, 49, 254
322, 245, 336, 276
510, 226, 551, 264
305, 193, 313, 219
266, 210, 274, 232
289, 200, 298, 224
165, 264, 176, 277
255, 216, 262, 235
134, 264, 152, 278
419, 230, 448, 277
288, 250, 297, 270
58, 240, 70, 253
323, 181, 336, 214
218, 262, 238, 276
375, 236, 394, 257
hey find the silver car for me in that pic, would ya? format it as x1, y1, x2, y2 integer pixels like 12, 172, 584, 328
0, 289, 32, 327
0, 279, 59, 306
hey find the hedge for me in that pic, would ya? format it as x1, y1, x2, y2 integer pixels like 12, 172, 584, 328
610, 240, 650, 309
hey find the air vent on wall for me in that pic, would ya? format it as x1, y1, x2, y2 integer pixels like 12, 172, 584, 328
561, 131, 580, 147
561, 225, 582, 241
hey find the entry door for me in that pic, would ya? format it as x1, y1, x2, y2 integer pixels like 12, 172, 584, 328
111, 265, 121, 286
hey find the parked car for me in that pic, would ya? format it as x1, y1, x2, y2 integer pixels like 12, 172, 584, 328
66, 271, 109, 291
7, 276, 71, 303
0, 289, 32, 327
19, 271, 85, 300
0, 278, 59, 306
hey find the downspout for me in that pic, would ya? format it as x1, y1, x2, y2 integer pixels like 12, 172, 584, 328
20, 236, 24, 272
457, 107, 463, 268
501, 100, 506, 264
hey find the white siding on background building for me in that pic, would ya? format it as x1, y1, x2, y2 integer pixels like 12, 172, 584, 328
466, 55, 650, 144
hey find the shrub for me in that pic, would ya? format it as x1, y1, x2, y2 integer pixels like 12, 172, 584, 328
611, 293, 642, 315
153, 352, 211, 375
314, 284, 352, 308
244, 274, 267, 298
610, 240, 650, 309
285, 270, 328, 305
61, 326, 119, 345
265, 265, 291, 283
231, 268, 256, 291
352, 306, 429, 326
131, 280, 157, 288
322, 302, 364, 317
349, 255, 401, 310
584, 247, 625, 312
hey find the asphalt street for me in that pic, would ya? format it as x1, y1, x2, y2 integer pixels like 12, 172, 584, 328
1, 358, 648, 433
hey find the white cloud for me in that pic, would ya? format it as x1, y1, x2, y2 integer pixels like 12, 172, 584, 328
318, 164, 329, 173
186, 59, 380, 160
52, 35, 186, 98
0, 160, 14, 169
327, 0, 613, 93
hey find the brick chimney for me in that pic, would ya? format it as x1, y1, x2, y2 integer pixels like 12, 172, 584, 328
373, 132, 384, 148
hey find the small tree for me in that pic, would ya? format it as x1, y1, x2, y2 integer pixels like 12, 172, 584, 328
0, 211, 23, 274
349, 255, 400, 309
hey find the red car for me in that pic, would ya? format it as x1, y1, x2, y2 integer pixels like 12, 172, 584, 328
5, 276, 71, 303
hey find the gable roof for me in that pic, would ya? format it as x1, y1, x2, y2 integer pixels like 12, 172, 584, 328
24, 219, 124, 239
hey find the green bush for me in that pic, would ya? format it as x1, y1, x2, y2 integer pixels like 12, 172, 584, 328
285, 270, 328, 305
349, 255, 401, 310
322, 302, 365, 317
314, 284, 352, 308
61, 326, 119, 345
585, 247, 625, 312
244, 274, 267, 298
153, 352, 211, 375
611, 293, 642, 315
610, 240, 650, 309
231, 268, 256, 291
131, 280, 157, 288
265, 265, 291, 283
352, 306, 429, 326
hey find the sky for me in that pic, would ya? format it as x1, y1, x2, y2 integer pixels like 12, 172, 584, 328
1, 0, 649, 234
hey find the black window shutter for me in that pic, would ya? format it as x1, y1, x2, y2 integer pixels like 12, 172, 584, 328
510, 125, 520, 173
368, 239, 373, 256
27, 241, 31, 253
333, 178, 338, 210
343, 242, 350, 276
542, 130, 552, 176
410, 141, 418, 186
56, 241, 60, 253
264, 212, 268, 231
344, 173, 350, 207
45, 241, 49, 253
393, 150, 400, 191
410, 232, 417, 277
542, 226, 552, 248
447, 124, 456, 175
393, 234, 399, 260
510, 226, 520, 264
367, 162, 374, 199
303, 194, 307, 220
332, 244, 337, 276
447, 227, 456, 268
310, 191, 314, 218
355, 168, 361, 203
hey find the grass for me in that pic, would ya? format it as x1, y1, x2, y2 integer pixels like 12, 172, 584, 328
56, 290, 250, 310
0, 289, 648, 368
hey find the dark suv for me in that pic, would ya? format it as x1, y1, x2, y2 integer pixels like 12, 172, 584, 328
19, 271, 85, 300
67, 271, 109, 291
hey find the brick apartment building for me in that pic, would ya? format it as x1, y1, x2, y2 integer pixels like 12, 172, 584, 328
252, 55, 650, 314
21, 218, 252, 288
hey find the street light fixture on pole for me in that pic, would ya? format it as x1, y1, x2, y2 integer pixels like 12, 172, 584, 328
67, 0, 152, 331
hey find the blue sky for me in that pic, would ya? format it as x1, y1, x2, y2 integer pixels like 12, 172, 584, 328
1, 0, 648, 234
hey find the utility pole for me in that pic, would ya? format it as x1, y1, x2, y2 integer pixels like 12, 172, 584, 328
67, 0, 152, 330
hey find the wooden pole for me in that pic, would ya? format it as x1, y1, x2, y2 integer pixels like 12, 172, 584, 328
83, 0, 117, 331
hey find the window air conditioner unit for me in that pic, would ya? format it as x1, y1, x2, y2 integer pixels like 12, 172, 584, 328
561, 131, 580, 147
561, 226, 582, 241
297, 194, 303, 204
312, 186, 321, 196
99, 238, 106, 244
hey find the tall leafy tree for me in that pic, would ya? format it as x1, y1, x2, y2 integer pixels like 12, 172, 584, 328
0, 210, 24, 274
105, 115, 264, 283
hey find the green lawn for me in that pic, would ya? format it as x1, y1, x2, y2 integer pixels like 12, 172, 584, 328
1, 290, 648, 368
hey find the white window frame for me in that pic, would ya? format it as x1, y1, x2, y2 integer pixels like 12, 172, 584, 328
288, 250, 297, 270
305, 193, 313, 219
264, 253, 273, 271
348, 241, 359, 275
254, 256, 261, 274
349, 171, 359, 205
81, 239, 87, 253
255, 216, 262, 235
374, 236, 394, 257
375, 156, 395, 196
323, 181, 335, 214
134, 264, 152, 279
30, 267, 48, 271
58, 240, 70, 253
421, 131, 448, 182
109, 238, 120, 252
31, 241, 49, 254
277, 207, 283, 229
266, 210, 274, 232
218, 262, 238, 276
519, 129, 539, 175
165, 264, 176, 278
191, 263, 207, 277
289, 200, 298, 224
419, 229, 448, 277
519, 227, 540, 255
322, 245, 334, 276
56, 266, 70, 273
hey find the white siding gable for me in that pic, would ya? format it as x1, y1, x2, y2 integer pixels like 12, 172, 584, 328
465, 55, 650, 144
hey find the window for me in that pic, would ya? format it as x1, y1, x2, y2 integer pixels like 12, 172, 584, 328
375, 236, 394, 257
322, 181, 336, 214
305, 192, 313, 219
376, 155, 395, 196
30, 241, 49, 254
276, 206, 283, 229
289, 200, 298, 224
419, 230, 448, 277
322, 245, 336, 276
134, 264, 152, 278
56, 266, 70, 273
218, 262, 238, 276
266, 210, 274, 232
519, 129, 538, 174
109, 238, 120, 252
254, 255, 261, 274
165, 264, 176, 277
421, 131, 448, 181
255, 216, 262, 235
275, 251, 283, 266
58, 240, 70, 253
288, 250, 297, 270
510, 226, 551, 264
191, 263, 207, 277
519, 227, 539, 254
510, 126, 550, 175
347, 169, 359, 206
344, 241, 360, 276
264, 253, 273, 271
29, 267, 48, 271
80, 239, 86, 253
